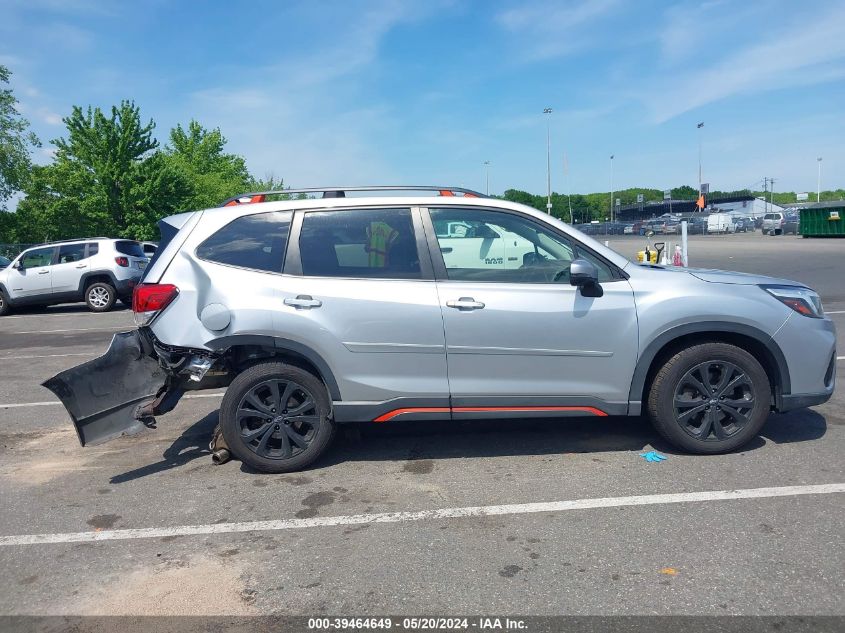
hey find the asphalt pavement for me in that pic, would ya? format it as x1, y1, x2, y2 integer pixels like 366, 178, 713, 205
0, 232, 842, 618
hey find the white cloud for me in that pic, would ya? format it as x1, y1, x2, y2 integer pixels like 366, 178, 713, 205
642, 2, 845, 122
495, 0, 622, 61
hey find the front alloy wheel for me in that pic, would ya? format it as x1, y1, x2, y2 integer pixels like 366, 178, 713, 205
673, 361, 755, 442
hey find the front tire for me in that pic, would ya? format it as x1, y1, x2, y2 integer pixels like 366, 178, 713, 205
647, 343, 771, 454
85, 282, 116, 312
0, 289, 10, 316
220, 362, 335, 473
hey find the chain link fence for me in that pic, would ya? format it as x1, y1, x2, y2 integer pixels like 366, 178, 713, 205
0, 243, 38, 259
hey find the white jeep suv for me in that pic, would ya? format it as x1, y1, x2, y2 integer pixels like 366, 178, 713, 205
0, 238, 149, 315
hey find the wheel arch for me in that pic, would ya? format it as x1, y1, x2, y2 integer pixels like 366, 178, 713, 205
206, 335, 341, 401
78, 270, 119, 294
629, 322, 791, 414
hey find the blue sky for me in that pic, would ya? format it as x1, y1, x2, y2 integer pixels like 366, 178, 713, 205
2, 0, 843, 196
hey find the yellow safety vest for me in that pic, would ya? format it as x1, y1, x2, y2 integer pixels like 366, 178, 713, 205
367, 221, 399, 267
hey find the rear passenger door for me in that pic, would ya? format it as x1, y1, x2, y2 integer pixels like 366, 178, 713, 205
51, 243, 90, 294
280, 207, 449, 419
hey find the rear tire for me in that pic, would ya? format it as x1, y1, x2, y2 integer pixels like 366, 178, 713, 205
220, 362, 335, 473
85, 282, 116, 312
647, 343, 771, 454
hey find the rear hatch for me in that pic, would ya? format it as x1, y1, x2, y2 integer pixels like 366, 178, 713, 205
115, 240, 150, 273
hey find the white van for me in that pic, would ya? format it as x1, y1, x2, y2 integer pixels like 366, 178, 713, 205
707, 213, 735, 234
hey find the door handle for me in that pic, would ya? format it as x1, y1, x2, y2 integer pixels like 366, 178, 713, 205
284, 295, 322, 309
446, 297, 485, 311
75, 264, 87, 268
440, 247, 453, 254
38, 270, 50, 275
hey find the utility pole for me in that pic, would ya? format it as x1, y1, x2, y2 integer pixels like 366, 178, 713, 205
763, 177, 769, 215
769, 178, 776, 211
483, 161, 490, 196
817, 157, 822, 202
544, 108, 552, 214
609, 154, 614, 224
697, 122, 704, 194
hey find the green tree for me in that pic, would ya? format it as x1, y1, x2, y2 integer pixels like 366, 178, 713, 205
0, 65, 40, 212
15, 101, 191, 241
165, 120, 251, 210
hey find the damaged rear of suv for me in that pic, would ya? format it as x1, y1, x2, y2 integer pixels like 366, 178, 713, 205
44, 186, 836, 474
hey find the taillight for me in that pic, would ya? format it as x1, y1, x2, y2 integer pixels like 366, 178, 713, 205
132, 283, 179, 326
115, 256, 129, 267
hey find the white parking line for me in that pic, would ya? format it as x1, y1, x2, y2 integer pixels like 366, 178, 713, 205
8, 326, 129, 335
0, 352, 96, 360
0, 311, 131, 319
825, 310, 845, 314
0, 393, 225, 409
0, 483, 841, 547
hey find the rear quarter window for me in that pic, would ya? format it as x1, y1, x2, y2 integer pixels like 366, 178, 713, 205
196, 211, 292, 273
114, 241, 146, 257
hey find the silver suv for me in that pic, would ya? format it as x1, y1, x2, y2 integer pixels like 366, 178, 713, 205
0, 238, 149, 315
44, 187, 836, 473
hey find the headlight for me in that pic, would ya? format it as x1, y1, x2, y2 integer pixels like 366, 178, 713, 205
761, 285, 824, 318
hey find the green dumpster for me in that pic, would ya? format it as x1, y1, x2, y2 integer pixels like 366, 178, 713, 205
800, 201, 845, 237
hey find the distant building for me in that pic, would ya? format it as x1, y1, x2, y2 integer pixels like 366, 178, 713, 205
707, 198, 784, 218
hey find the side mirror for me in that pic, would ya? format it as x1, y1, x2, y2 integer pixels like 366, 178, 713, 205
569, 258, 602, 296
13, 260, 22, 270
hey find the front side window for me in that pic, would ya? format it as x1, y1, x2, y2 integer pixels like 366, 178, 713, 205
21, 247, 54, 268
299, 208, 421, 279
429, 208, 615, 283
196, 211, 292, 273
58, 243, 86, 264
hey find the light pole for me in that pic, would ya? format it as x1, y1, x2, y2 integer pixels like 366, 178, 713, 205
544, 108, 552, 214
609, 154, 614, 224
483, 161, 490, 195
817, 157, 822, 202
697, 122, 704, 194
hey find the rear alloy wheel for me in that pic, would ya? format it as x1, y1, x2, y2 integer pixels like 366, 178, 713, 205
220, 362, 335, 473
85, 282, 116, 312
648, 343, 771, 454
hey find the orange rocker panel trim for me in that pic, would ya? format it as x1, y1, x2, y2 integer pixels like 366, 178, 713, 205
373, 406, 608, 423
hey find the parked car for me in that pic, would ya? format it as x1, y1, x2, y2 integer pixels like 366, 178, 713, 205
141, 242, 158, 257
783, 213, 800, 235
684, 216, 708, 235
762, 212, 785, 235
732, 217, 751, 233
664, 221, 681, 235
645, 220, 666, 234
0, 255, 10, 270
44, 185, 836, 473
0, 238, 149, 316
707, 213, 735, 234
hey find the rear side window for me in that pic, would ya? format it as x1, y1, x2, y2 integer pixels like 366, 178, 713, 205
299, 208, 421, 279
115, 240, 145, 257
87, 242, 99, 257
196, 211, 292, 273
58, 243, 86, 263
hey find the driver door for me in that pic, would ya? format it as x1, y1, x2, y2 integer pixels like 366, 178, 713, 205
11, 246, 56, 299
424, 207, 638, 416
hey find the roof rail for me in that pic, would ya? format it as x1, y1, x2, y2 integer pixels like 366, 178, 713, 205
36, 237, 112, 246
220, 186, 486, 207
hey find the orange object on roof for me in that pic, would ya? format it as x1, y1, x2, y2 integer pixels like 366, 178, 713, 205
224, 194, 266, 207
